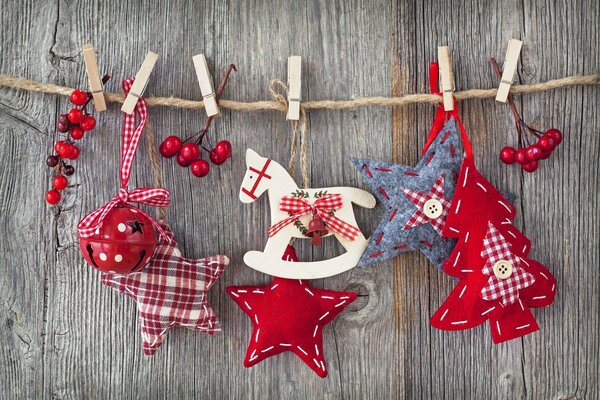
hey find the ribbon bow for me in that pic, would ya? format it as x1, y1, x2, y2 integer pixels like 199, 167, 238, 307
77, 78, 171, 240
268, 194, 360, 241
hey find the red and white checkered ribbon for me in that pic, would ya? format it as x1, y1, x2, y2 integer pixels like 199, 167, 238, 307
480, 223, 535, 306
267, 194, 360, 241
77, 78, 170, 239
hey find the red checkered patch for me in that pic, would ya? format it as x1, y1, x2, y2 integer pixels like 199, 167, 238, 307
401, 174, 451, 235
480, 223, 535, 306
101, 224, 228, 355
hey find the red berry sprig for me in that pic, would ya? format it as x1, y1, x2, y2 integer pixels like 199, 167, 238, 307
499, 128, 562, 172
46, 76, 109, 205
159, 64, 236, 178
491, 58, 563, 173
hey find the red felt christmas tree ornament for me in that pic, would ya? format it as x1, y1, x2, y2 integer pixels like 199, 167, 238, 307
77, 78, 171, 273
425, 63, 556, 343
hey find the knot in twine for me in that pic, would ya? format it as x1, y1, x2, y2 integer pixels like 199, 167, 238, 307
268, 80, 310, 188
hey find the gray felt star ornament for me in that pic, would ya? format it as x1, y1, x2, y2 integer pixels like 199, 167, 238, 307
351, 118, 461, 269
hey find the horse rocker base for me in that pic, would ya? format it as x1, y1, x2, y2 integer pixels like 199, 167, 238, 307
239, 149, 376, 279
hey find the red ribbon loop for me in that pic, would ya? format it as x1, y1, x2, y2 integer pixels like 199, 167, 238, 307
422, 62, 473, 161
77, 78, 171, 240
268, 194, 360, 241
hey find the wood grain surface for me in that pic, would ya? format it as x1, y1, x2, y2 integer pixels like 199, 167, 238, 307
0, 0, 598, 398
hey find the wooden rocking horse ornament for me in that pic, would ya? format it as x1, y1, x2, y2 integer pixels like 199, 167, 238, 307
239, 149, 376, 279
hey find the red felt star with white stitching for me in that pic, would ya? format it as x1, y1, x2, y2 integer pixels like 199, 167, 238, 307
102, 224, 229, 355
227, 279, 356, 378
226, 247, 356, 378
401, 174, 451, 235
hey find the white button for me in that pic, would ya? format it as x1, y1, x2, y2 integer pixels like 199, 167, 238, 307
99, 253, 107, 261
423, 199, 443, 219
493, 260, 513, 279
117, 223, 127, 232
114, 254, 123, 262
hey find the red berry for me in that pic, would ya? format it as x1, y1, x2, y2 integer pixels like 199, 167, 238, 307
70, 89, 89, 106
79, 115, 96, 131
67, 145, 80, 160
214, 140, 232, 159
190, 159, 210, 177
56, 114, 71, 132
159, 135, 182, 158
56, 122, 70, 133
58, 114, 70, 125
177, 143, 201, 167
538, 135, 555, 152
53, 175, 68, 190
515, 148, 529, 165
546, 129, 562, 145
522, 161, 539, 173
59, 143, 74, 158
46, 189, 61, 205
499, 147, 516, 164
526, 144, 542, 161
67, 108, 83, 124
63, 165, 75, 176
46, 155, 59, 167
209, 150, 226, 165
176, 153, 189, 167
54, 141, 67, 156
540, 150, 552, 160
70, 126, 85, 140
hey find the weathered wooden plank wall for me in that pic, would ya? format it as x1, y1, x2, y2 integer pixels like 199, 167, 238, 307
0, 0, 598, 398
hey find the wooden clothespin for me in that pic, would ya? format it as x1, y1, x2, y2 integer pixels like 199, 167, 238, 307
286, 56, 301, 120
495, 39, 523, 103
82, 44, 106, 112
121, 51, 159, 114
437, 46, 455, 111
192, 54, 220, 117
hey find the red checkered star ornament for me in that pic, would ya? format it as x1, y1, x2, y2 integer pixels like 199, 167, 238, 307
102, 223, 229, 355
226, 245, 357, 378
431, 157, 556, 343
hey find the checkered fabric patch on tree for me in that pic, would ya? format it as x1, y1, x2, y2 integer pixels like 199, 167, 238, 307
480, 223, 536, 305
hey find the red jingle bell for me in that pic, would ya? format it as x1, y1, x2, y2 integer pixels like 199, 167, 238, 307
79, 206, 158, 274
305, 217, 329, 246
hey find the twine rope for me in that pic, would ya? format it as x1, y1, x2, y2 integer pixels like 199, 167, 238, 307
268, 80, 310, 188
1, 73, 598, 111
2, 71, 598, 212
